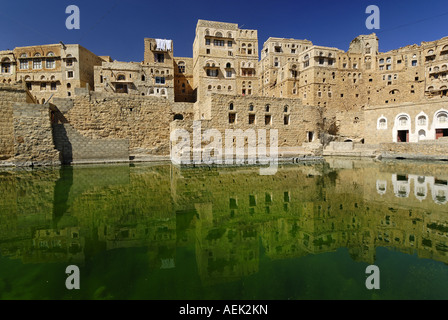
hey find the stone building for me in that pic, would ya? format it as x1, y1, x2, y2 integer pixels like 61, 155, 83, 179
0, 50, 16, 85
174, 57, 195, 102
12, 44, 103, 103
94, 38, 175, 100
192, 20, 259, 104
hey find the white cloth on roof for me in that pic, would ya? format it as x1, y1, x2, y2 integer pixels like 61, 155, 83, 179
155, 39, 172, 51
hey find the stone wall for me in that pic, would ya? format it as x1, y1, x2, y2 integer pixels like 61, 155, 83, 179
13, 103, 60, 166
204, 93, 321, 147
364, 98, 448, 144
52, 123, 129, 164
58, 91, 193, 157
0, 84, 35, 162
380, 141, 448, 160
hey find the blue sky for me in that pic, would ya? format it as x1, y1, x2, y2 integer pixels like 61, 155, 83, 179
0, 0, 447, 61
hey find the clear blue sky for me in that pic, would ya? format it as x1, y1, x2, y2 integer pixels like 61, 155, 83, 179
0, 0, 447, 62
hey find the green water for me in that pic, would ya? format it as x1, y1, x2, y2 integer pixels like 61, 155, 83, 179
1, 159, 448, 300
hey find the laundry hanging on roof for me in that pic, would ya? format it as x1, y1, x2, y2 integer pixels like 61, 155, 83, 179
155, 39, 172, 51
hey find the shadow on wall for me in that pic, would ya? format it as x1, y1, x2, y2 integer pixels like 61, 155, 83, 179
52, 124, 73, 165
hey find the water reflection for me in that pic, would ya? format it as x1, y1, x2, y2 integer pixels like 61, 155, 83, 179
1, 160, 448, 298
377, 174, 448, 204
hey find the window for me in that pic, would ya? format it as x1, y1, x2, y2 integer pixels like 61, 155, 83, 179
205, 38, 210, 45
228, 51, 233, 56
51, 83, 57, 91
178, 62, 185, 73
226, 71, 232, 78
45, 58, 55, 69
378, 118, 387, 129
284, 106, 288, 113
412, 60, 417, 67
40, 82, 46, 91
379, 58, 384, 64
438, 113, 448, 124
265, 115, 272, 125
319, 58, 324, 65
284, 115, 290, 125
399, 116, 408, 126
304, 61, 310, 68
227, 41, 232, 47
117, 74, 126, 81
206, 49, 210, 54
1, 62, 10, 73
265, 105, 270, 112
214, 40, 224, 46
229, 103, 234, 111
26, 82, 32, 90
20, 60, 28, 70
155, 76, 165, 84
206, 69, 218, 77
229, 113, 236, 124
386, 57, 391, 63
249, 114, 255, 124
66, 59, 73, 67
33, 59, 42, 69
249, 104, 254, 111
418, 116, 427, 126
386, 65, 391, 70
155, 53, 164, 63
67, 71, 74, 78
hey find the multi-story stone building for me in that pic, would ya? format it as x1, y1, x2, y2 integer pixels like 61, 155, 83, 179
192, 20, 259, 106
13, 44, 103, 103
94, 38, 175, 101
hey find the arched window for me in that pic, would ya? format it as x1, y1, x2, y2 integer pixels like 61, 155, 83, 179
227, 32, 232, 38
47, 52, 55, 57
437, 112, 448, 124
117, 74, 126, 81
208, 85, 212, 90
378, 117, 387, 129
417, 115, 427, 126
228, 86, 232, 91
399, 116, 409, 126
249, 104, 254, 112
284, 105, 288, 113
229, 103, 234, 111
174, 114, 184, 121
205, 29, 210, 36
379, 58, 384, 64
34, 53, 41, 57
215, 31, 222, 37
265, 104, 270, 112
20, 53, 27, 58
418, 130, 426, 139
217, 85, 221, 90
161, 89, 165, 95
226, 62, 231, 68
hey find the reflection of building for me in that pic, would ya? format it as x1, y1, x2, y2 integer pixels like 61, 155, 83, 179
377, 173, 448, 205
1, 162, 448, 284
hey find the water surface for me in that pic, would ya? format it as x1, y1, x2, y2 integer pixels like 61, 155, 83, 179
1, 159, 448, 300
